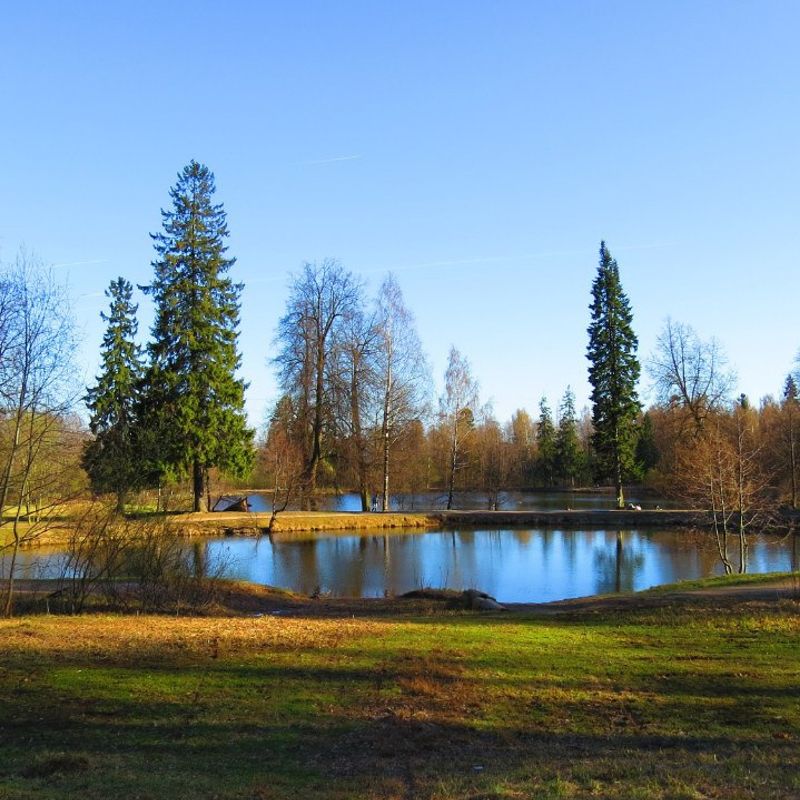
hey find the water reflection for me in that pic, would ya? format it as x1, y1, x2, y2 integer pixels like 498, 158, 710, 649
6, 528, 795, 603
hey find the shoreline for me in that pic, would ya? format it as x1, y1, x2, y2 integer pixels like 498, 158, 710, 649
10, 507, 798, 549
177, 508, 712, 537
8, 571, 799, 618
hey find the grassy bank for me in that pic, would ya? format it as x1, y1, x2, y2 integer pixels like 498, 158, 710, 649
173, 508, 710, 538
1, 580, 798, 799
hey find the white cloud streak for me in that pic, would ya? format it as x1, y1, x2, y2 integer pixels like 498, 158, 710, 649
366, 243, 675, 276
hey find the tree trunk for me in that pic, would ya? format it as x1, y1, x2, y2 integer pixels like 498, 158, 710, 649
302, 346, 326, 506
613, 424, 624, 509
349, 359, 369, 512
116, 488, 127, 515
381, 363, 392, 512
2, 538, 19, 617
790, 412, 797, 509
193, 460, 207, 512
447, 423, 458, 511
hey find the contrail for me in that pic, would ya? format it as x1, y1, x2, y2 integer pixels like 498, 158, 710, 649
364, 243, 676, 275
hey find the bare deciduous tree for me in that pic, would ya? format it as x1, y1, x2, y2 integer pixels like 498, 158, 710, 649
375, 274, 429, 511
0, 252, 80, 615
476, 413, 511, 509
258, 397, 306, 529
649, 318, 735, 431
439, 347, 480, 510
783, 375, 798, 508
673, 402, 770, 574
330, 295, 379, 511
273, 260, 361, 506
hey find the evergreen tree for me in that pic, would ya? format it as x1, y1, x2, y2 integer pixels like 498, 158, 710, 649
140, 161, 253, 512
83, 277, 144, 511
555, 387, 585, 487
634, 411, 659, 477
535, 396, 556, 486
586, 241, 641, 507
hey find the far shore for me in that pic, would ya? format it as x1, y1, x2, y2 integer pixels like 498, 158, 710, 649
177, 507, 714, 538
11, 506, 800, 549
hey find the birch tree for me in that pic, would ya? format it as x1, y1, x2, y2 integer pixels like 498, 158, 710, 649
375, 274, 429, 511
439, 347, 479, 510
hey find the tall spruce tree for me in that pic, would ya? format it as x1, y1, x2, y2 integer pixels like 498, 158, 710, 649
83, 277, 144, 511
586, 241, 641, 508
141, 161, 253, 512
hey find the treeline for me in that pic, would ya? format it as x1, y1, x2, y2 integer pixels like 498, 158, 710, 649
2, 160, 798, 526
258, 240, 645, 510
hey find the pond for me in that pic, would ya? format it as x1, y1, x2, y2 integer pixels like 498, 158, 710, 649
10, 527, 798, 603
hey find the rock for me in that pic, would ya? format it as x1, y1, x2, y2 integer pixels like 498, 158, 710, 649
472, 596, 506, 611
462, 589, 506, 612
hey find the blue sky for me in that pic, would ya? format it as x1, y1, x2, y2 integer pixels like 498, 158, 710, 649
1, 1, 798, 427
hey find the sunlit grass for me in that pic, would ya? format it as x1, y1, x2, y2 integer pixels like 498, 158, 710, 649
1, 588, 798, 799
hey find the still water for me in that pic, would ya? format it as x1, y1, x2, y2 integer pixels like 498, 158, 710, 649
214, 528, 796, 602
9, 528, 796, 604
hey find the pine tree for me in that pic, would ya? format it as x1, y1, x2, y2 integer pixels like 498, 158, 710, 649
83, 277, 144, 511
535, 397, 556, 487
586, 241, 641, 508
140, 161, 253, 512
555, 387, 585, 487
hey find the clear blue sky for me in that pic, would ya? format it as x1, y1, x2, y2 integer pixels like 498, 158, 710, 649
1, 1, 798, 427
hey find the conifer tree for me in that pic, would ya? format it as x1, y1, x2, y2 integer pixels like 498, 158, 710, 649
535, 397, 556, 487
586, 241, 641, 508
141, 161, 253, 512
634, 411, 659, 477
555, 387, 585, 487
83, 277, 144, 511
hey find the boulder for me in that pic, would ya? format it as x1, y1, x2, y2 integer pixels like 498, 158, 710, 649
462, 589, 506, 612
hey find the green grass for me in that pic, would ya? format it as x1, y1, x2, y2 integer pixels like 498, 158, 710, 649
1, 593, 799, 799
640, 570, 800, 593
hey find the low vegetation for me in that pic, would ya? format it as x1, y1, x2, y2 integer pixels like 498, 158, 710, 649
1, 579, 798, 799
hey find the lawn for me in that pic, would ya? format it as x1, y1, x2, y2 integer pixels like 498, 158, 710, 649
0, 584, 798, 799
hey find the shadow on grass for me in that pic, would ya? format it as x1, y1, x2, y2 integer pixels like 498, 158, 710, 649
3, 691, 798, 799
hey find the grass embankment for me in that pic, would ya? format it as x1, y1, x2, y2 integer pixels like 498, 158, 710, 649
1, 578, 799, 799
178, 510, 441, 536
175, 508, 710, 538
